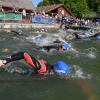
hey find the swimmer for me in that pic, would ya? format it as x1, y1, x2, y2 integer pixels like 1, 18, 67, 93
58, 42, 71, 51
11, 29, 23, 35
0, 52, 71, 76
38, 37, 71, 52
0, 52, 53, 75
38, 42, 71, 52
73, 31, 100, 40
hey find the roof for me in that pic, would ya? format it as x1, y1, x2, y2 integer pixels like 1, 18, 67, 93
0, 0, 34, 10
36, 4, 73, 16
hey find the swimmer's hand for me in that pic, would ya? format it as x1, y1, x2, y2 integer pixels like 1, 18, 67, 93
0, 60, 4, 68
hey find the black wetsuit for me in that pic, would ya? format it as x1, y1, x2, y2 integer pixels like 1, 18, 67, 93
3, 52, 53, 73
3, 52, 41, 70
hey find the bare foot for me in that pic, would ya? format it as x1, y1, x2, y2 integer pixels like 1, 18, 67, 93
0, 60, 4, 67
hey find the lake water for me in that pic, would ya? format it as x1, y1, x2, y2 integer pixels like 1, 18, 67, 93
0, 30, 100, 100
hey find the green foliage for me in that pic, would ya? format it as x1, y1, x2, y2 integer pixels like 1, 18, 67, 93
37, 0, 62, 6
97, 6, 100, 12
38, 0, 50, 7
83, 11, 96, 18
65, 0, 90, 17
87, 0, 100, 12
37, 0, 98, 17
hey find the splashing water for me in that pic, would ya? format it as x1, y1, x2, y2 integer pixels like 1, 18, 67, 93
71, 65, 91, 79
4, 62, 34, 75
86, 47, 97, 59
69, 47, 97, 59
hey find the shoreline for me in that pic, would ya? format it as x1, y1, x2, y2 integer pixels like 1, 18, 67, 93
0, 22, 60, 31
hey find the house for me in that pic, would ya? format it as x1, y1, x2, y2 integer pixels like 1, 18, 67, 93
36, 4, 74, 17
0, 0, 34, 23
0, 0, 34, 13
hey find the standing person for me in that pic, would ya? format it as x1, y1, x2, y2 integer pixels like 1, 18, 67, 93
22, 9, 26, 23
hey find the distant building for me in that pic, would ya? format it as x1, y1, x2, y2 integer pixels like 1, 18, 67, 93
36, 4, 74, 17
0, 0, 34, 13
0, 0, 35, 23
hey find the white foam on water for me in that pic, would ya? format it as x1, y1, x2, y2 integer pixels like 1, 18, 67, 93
71, 65, 92, 79
4, 62, 30, 74
70, 47, 97, 59
55, 65, 92, 80
25, 35, 35, 43
87, 52, 96, 59
70, 47, 79, 53
86, 47, 97, 59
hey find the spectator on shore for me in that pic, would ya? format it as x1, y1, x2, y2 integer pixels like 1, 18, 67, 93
22, 8, 26, 23
0, 6, 4, 12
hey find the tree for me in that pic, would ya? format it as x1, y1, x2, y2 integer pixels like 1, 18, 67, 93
97, 6, 100, 12
87, 0, 100, 12
63, 0, 90, 17
37, 0, 90, 17
38, 0, 50, 7
37, 0, 62, 6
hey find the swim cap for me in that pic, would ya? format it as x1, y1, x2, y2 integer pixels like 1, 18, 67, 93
35, 35, 42, 43
96, 35, 100, 39
62, 43, 71, 50
17, 29, 22, 33
54, 60, 71, 74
